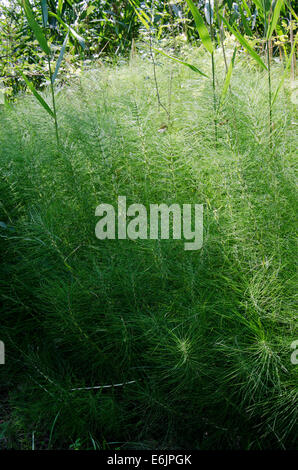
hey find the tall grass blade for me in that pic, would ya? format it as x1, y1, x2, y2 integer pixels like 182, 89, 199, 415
267, 0, 284, 39
285, 0, 298, 21
220, 47, 237, 106
20, 72, 54, 118
22, 0, 50, 55
58, 0, 64, 16
185, 0, 214, 54
128, 0, 151, 30
52, 32, 69, 84
240, 5, 253, 36
49, 12, 85, 49
242, 0, 252, 16
220, 14, 267, 70
251, 0, 264, 12
41, 0, 48, 27
153, 48, 208, 77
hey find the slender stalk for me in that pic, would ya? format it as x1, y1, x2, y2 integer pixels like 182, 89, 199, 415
266, 39, 272, 148
43, 22, 59, 149
47, 56, 60, 148
289, 3, 295, 81
209, 20, 217, 143
211, 52, 217, 141
264, 2, 272, 148
215, 0, 228, 74
149, 2, 170, 124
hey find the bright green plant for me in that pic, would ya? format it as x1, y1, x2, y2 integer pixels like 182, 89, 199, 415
220, 0, 297, 147
1, 49, 297, 449
19, 0, 84, 147
185, 0, 218, 139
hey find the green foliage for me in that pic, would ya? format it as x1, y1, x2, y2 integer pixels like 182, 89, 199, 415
0, 49, 297, 449
185, 0, 214, 53
153, 47, 208, 76
219, 46, 237, 106
0, 1, 296, 101
19, 71, 54, 117
0, 0, 297, 452
21, 0, 50, 54
220, 13, 267, 70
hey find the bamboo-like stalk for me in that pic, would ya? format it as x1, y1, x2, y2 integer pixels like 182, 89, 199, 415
149, 2, 170, 124
266, 39, 272, 148
289, 3, 295, 81
43, 15, 60, 149
215, 0, 228, 74
47, 55, 60, 148
209, 19, 218, 143
264, 1, 272, 148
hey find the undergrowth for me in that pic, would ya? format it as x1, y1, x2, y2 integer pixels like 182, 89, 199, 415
0, 47, 297, 450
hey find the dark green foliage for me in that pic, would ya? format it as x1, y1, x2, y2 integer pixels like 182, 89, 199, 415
0, 51, 297, 449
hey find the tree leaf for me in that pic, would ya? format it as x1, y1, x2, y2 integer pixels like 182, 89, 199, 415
153, 48, 208, 77
52, 32, 69, 83
185, 0, 214, 54
220, 14, 267, 70
20, 72, 54, 118
22, 0, 50, 55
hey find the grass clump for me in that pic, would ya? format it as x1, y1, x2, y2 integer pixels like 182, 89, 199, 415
0, 48, 297, 450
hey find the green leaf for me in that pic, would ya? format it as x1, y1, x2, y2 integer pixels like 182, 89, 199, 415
251, 0, 263, 11
20, 72, 54, 118
220, 14, 267, 70
49, 12, 85, 49
242, 0, 252, 17
153, 48, 208, 77
240, 5, 252, 36
52, 32, 69, 83
185, 0, 214, 54
86, 5, 96, 16
41, 0, 48, 27
22, 0, 50, 55
220, 47, 237, 106
267, 0, 284, 39
128, 0, 151, 30
285, 0, 298, 21
58, 0, 64, 16
272, 33, 298, 106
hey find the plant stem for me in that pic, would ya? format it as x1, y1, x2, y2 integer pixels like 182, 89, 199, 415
211, 52, 217, 141
215, 0, 228, 74
43, 22, 59, 149
263, 1, 272, 149
289, 3, 295, 81
210, 20, 217, 143
266, 39, 272, 148
149, 2, 170, 124
47, 56, 60, 148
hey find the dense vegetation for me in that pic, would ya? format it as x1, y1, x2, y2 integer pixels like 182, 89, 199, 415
0, 0, 297, 450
